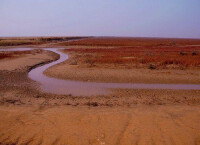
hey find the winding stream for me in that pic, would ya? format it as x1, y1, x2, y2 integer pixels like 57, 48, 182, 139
1, 48, 200, 96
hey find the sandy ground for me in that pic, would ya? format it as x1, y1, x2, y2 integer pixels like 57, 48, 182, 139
0, 46, 200, 145
44, 52, 200, 84
0, 105, 200, 145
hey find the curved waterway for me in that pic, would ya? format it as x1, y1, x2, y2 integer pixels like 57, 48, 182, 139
1, 48, 200, 96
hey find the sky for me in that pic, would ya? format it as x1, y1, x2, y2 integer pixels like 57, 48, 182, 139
0, 0, 200, 38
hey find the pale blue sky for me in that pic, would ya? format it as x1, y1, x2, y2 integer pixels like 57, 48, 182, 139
0, 0, 200, 38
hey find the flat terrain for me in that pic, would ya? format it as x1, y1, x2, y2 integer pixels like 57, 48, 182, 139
58, 37, 200, 46
0, 37, 87, 47
0, 37, 200, 145
45, 37, 200, 84
1, 105, 200, 145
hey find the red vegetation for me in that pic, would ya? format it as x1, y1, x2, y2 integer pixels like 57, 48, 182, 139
0, 51, 34, 60
60, 37, 200, 47
65, 45, 200, 68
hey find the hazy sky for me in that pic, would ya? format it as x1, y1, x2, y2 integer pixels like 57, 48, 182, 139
0, 0, 200, 38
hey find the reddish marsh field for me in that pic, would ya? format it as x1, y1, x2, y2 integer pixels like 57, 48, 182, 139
64, 45, 200, 69
61, 37, 200, 69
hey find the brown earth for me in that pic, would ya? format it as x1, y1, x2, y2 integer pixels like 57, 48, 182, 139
0, 37, 200, 145
1, 105, 200, 145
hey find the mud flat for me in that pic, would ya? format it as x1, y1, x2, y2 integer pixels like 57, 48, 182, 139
0, 48, 199, 145
21, 48, 198, 96
45, 37, 200, 84
0, 37, 200, 145
45, 54, 200, 84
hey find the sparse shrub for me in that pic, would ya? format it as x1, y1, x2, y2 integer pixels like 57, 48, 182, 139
86, 102, 98, 107
157, 43, 164, 46
192, 51, 198, 56
163, 60, 174, 65
148, 64, 156, 70
179, 51, 186, 55
85, 59, 95, 67
85, 59, 94, 64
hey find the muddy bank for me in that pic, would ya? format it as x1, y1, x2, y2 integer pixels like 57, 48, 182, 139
0, 49, 59, 72
0, 49, 60, 106
0, 48, 199, 106
1, 85, 200, 106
